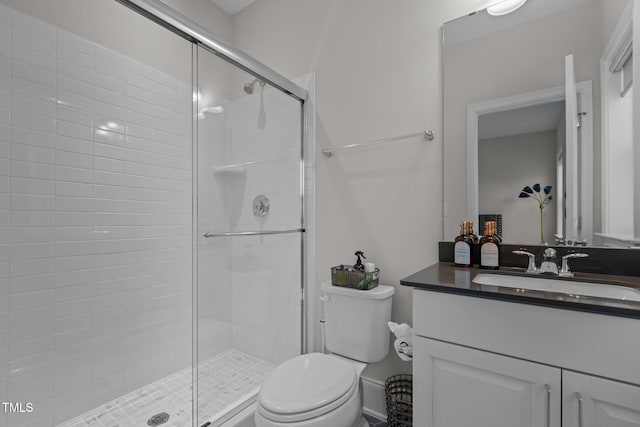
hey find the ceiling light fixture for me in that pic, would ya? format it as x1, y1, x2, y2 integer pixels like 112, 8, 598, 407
487, 0, 528, 16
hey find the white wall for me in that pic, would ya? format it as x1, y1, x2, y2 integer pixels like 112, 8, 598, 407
478, 131, 558, 244
601, 0, 632, 45
443, 0, 603, 243
231, 0, 484, 382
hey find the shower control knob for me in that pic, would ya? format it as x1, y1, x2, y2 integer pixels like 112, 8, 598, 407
253, 194, 270, 217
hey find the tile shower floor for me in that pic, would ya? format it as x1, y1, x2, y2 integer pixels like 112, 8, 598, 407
58, 349, 275, 427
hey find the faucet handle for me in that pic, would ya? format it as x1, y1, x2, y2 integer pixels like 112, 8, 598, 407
543, 247, 557, 260
559, 253, 589, 277
512, 249, 538, 274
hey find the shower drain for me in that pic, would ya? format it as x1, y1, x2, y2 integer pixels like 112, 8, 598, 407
147, 412, 170, 426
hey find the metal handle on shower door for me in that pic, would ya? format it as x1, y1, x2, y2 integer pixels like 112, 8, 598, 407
203, 228, 305, 238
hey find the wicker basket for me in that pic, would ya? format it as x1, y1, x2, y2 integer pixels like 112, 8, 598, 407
385, 374, 412, 427
330, 265, 379, 290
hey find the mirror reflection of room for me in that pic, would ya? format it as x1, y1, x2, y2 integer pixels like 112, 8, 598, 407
443, 0, 634, 247
478, 101, 564, 244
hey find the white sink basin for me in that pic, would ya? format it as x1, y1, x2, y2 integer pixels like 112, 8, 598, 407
472, 273, 640, 302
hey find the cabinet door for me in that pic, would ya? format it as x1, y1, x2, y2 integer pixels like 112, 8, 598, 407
563, 370, 640, 427
414, 337, 561, 427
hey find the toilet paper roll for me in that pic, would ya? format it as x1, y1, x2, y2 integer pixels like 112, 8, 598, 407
364, 262, 376, 273
388, 321, 412, 338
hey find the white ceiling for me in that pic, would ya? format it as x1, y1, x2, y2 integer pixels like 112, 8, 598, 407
478, 100, 565, 140
211, 0, 255, 16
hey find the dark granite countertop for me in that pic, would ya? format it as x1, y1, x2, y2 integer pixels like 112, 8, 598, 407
400, 263, 640, 319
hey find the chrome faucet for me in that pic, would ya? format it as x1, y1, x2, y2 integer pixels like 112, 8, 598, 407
512, 249, 538, 274
539, 248, 559, 275
513, 248, 589, 277
559, 252, 589, 277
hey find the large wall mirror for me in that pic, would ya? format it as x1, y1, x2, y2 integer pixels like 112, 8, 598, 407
443, 0, 638, 248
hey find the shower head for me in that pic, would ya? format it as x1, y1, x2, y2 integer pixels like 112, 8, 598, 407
243, 78, 266, 94
243, 81, 256, 94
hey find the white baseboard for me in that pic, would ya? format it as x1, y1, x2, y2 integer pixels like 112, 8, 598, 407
362, 377, 387, 421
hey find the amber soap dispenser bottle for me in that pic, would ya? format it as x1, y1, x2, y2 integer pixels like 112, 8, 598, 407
479, 221, 500, 270
454, 221, 472, 267
466, 220, 479, 266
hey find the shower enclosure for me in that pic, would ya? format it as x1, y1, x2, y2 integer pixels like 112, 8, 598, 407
0, 0, 311, 426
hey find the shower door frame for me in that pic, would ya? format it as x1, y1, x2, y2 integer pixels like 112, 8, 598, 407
114, 0, 310, 425
114, 0, 307, 101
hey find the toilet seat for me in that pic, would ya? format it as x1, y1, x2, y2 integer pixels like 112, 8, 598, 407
257, 353, 359, 423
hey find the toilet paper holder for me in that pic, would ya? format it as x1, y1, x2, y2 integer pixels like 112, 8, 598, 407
397, 341, 413, 358
388, 321, 413, 361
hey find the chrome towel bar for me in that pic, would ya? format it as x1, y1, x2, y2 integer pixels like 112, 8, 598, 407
321, 130, 435, 157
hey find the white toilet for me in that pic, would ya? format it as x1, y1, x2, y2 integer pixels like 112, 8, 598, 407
255, 281, 395, 427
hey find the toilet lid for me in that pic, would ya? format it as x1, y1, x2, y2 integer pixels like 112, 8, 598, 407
258, 353, 358, 417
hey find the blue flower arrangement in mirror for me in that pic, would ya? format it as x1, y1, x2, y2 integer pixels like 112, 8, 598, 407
519, 183, 553, 244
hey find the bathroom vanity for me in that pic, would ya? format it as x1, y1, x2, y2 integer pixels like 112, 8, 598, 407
401, 263, 640, 427
430, 0, 640, 422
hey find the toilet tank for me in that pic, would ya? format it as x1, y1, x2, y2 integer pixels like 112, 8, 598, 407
321, 281, 394, 363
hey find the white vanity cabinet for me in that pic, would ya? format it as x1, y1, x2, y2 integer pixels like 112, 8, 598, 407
415, 337, 561, 427
412, 289, 640, 427
562, 371, 640, 427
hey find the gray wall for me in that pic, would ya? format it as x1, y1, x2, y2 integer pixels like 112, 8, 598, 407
479, 130, 558, 244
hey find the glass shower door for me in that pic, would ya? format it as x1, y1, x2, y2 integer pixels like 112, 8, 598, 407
0, 1, 195, 426
195, 46, 304, 426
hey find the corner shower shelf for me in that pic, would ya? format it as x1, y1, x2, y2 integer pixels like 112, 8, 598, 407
213, 158, 293, 176
212, 160, 258, 176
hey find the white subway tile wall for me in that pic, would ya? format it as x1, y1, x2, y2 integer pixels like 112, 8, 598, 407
1, 4, 310, 426
0, 5, 193, 426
